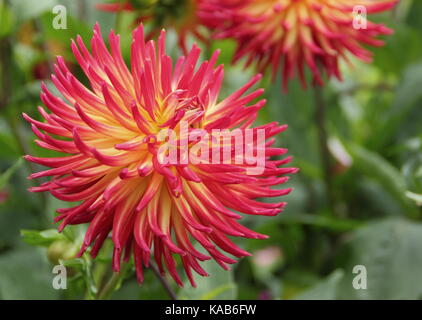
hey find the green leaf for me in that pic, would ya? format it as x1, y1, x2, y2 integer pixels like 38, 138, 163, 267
60, 257, 84, 271
0, 2, 14, 38
61, 256, 98, 299
392, 62, 422, 110
372, 24, 422, 74
0, 158, 23, 189
21, 229, 65, 247
338, 218, 422, 299
349, 144, 418, 218
294, 270, 344, 300
279, 212, 362, 232
39, 11, 92, 49
0, 248, 59, 299
371, 61, 422, 149
178, 258, 237, 300
406, 191, 422, 206
0, 124, 20, 158
10, 0, 57, 23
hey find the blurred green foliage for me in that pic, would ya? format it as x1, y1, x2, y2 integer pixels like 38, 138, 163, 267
0, 0, 421, 300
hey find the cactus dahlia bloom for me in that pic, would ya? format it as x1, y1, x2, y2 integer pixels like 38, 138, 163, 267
23, 24, 296, 286
200, 0, 397, 90
97, 0, 205, 53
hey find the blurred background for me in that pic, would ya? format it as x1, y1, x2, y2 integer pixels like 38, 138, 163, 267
0, 0, 421, 300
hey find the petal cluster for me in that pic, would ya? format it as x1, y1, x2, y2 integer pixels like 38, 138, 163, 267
24, 24, 295, 286
200, 0, 397, 90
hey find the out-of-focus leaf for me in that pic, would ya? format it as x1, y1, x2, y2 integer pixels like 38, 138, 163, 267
349, 144, 418, 218
370, 61, 422, 149
21, 229, 65, 247
210, 39, 236, 66
0, 3, 14, 38
372, 24, 422, 74
407, 0, 422, 30
294, 270, 344, 300
0, 190, 40, 246
0, 120, 20, 158
279, 212, 362, 232
402, 152, 422, 193
392, 61, 422, 112
39, 12, 92, 56
292, 159, 321, 180
406, 191, 422, 205
0, 248, 59, 299
266, 76, 320, 169
59, 0, 116, 34
394, 0, 414, 21
10, 0, 57, 23
13, 44, 40, 75
358, 178, 404, 217
0, 158, 23, 189
178, 258, 237, 300
338, 218, 422, 299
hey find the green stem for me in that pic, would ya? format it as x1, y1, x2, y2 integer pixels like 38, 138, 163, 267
114, 0, 124, 33
97, 262, 130, 300
97, 272, 122, 300
92, 241, 113, 290
313, 85, 334, 210
150, 262, 178, 300
97, 260, 178, 300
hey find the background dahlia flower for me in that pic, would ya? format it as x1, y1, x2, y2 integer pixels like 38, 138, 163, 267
23, 24, 296, 286
98, 0, 205, 53
200, 0, 398, 90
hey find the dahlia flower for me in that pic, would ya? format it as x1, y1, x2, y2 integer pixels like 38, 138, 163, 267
98, 0, 205, 53
24, 24, 296, 286
200, 0, 397, 90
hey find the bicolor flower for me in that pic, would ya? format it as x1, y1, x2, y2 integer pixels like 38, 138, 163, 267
24, 24, 296, 286
200, 0, 397, 90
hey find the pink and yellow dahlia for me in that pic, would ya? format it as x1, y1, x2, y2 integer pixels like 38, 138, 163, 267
98, 0, 205, 53
24, 24, 295, 286
200, 0, 397, 90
